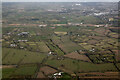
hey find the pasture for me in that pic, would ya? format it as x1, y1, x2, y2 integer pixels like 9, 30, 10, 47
45, 58, 117, 73
2, 48, 46, 64
12, 64, 37, 76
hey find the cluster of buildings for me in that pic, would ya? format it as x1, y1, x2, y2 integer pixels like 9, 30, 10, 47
18, 32, 29, 36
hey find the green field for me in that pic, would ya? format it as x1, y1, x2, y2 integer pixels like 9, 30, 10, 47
45, 58, 117, 73
2, 64, 37, 78
2, 48, 46, 64
13, 64, 37, 76
2, 68, 16, 78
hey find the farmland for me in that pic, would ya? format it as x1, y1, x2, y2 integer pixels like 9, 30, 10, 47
45, 58, 117, 72
2, 48, 46, 64
2, 2, 120, 79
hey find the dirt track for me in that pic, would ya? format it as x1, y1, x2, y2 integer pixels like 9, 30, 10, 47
0, 65, 17, 68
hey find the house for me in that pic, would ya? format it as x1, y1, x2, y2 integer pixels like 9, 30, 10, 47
20, 47, 24, 49
48, 51, 52, 55
94, 25, 104, 27
48, 51, 57, 56
53, 72, 64, 76
89, 48, 95, 52
18, 32, 29, 36
38, 24, 47, 27
18, 40, 28, 42
10, 44, 17, 47
109, 18, 114, 21
7, 32, 11, 35
75, 4, 81, 6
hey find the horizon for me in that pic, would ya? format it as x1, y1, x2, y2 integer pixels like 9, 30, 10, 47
2, 0, 120, 2
1, 2, 118, 3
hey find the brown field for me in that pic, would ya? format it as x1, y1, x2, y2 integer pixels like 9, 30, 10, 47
109, 33, 119, 38
87, 40, 98, 45
64, 52, 91, 62
94, 28, 106, 35
89, 36, 104, 40
109, 27, 120, 29
37, 72, 46, 78
112, 50, 120, 61
40, 66, 58, 75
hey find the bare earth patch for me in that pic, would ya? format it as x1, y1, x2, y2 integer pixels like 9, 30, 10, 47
87, 40, 98, 45
94, 28, 107, 35
0, 65, 17, 68
40, 66, 58, 75
37, 72, 46, 78
64, 52, 91, 62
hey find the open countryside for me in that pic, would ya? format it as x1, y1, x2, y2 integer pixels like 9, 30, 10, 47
1, 2, 120, 79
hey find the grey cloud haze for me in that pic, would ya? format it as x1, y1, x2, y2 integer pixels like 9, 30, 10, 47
2, 0, 120, 2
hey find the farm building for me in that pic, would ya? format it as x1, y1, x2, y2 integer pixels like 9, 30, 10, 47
18, 32, 29, 36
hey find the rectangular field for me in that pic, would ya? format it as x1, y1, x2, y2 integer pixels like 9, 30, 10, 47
2, 48, 46, 64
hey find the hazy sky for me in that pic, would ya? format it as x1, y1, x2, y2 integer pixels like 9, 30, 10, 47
2, 0, 120, 2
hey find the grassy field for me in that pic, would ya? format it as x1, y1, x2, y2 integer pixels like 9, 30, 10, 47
51, 35, 62, 44
116, 63, 120, 70
2, 68, 16, 78
46, 40, 65, 56
45, 58, 117, 73
37, 42, 50, 53
57, 36, 84, 53
2, 64, 38, 78
13, 64, 37, 76
58, 42, 82, 53
2, 48, 46, 64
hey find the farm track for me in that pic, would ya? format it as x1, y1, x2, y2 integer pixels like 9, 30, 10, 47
0, 65, 17, 68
